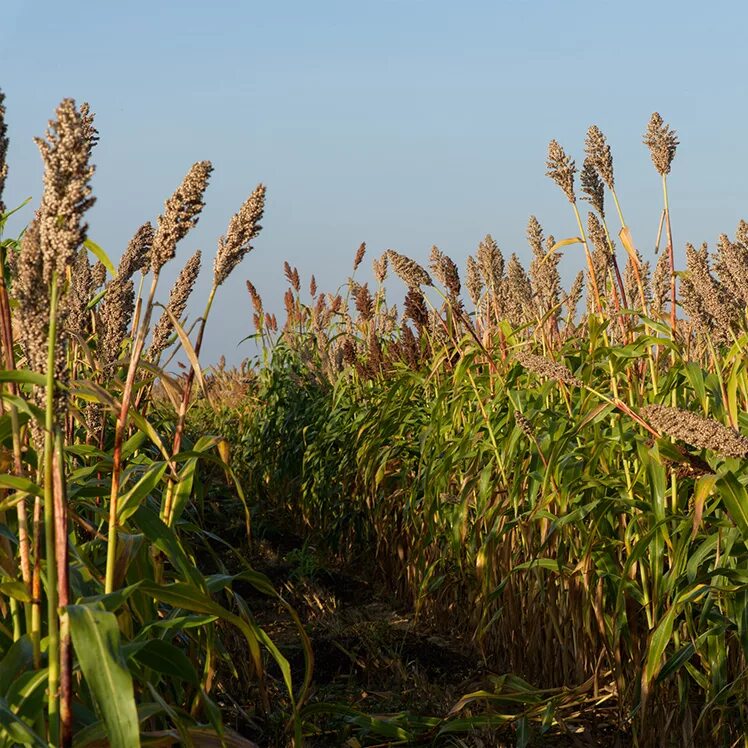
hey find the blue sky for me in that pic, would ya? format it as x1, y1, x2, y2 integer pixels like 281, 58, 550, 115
2, 1, 747, 363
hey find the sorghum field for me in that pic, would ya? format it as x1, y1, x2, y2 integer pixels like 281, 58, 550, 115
0, 90, 746, 747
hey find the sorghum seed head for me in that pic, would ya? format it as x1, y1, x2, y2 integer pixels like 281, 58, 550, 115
98, 277, 135, 371
584, 125, 614, 189
213, 183, 265, 286
465, 255, 483, 306
476, 234, 504, 291
386, 250, 432, 288
514, 411, 534, 438
642, 404, 748, 458
150, 249, 202, 356
151, 161, 212, 273
92, 260, 107, 288
353, 282, 374, 322
546, 139, 576, 203
643, 113, 678, 176
515, 351, 583, 387
428, 245, 460, 297
372, 254, 388, 283
353, 242, 366, 272
118, 222, 154, 279
35, 99, 97, 284
581, 157, 605, 216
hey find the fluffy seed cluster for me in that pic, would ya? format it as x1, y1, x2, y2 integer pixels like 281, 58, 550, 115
372, 255, 388, 284
584, 125, 614, 189
353, 242, 366, 272
65, 247, 94, 339
15, 220, 47, 375
642, 404, 748, 458
429, 245, 460, 297
118, 222, 154, 279
515, 351, 583, 387
34, 99, 97, 284
151, 249, 202, 356
581, 158, 605, 216
679, 242, 738, 341
98, 277, 135, 371
0, 89, 8, 215
643, 113, 678, 176
505, 254, 533, 326
404, 288, 429, 329
213, 183, 265, 286
465, 256, 483, 306
546, 140, 576, 203
151, 161, 212, 273
476, 234, 504, 293
386, 250, 432, 288
528, 216, 561, 316
92, 261, 107, 288
514, 411, 534, 438
353, 282, 374, 322
714, 229, 748, 307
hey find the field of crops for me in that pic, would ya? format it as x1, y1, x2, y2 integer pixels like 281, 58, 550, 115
0, 90, 747, 747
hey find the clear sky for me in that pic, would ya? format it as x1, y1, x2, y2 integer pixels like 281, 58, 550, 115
2, 0, 747, 364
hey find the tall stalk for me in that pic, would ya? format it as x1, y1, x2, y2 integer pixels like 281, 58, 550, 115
105, 272, 160, 593
43, 273, 60, 744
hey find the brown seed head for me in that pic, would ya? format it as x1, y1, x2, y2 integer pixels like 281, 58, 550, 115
65, 247, 94, 339
642, 404, 748, 458
150, 249, 202, 356
428, 245, 460, 297
35, 99, 97, 283
584, 125, 614, 189
514, 411, 534, 438
353, 242, 366, 272
92, 260, 107, 288
213, 183, 265, 286
246, 280, 263, 315
119, 222, 154, 279
515, 351, 583, 387
736, 219, 748, 247
353, 282, 374, 322
15, 220, 47, 375
476, 234, 504, 292
505, 253, 533, 326
528, 217, 561, 316
151, 161, 212, 273
465, 255, 483, 306
581, 157, 605, 216
643, 113, 678, 176
546, 140, 576, 203
98, 277, 135, 371
372, 254, 388, 283
404, 287, 429, 329
386, 250, 432, 288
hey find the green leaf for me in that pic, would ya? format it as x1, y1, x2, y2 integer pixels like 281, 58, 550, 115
0, 636, 34, 695
118, 462, 168, 522
124, 639, 198, 686
67, 603, 140, 748
84, 238, 115, 275
716, 471, 748, 540
643, 606, 676, 694
0, 370, 46, 387
0, 695, 46, 747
